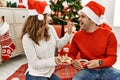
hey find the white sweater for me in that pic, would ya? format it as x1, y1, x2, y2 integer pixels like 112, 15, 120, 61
22, 25, 72, 77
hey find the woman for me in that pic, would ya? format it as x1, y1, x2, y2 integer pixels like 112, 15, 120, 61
21, 0, 74, 80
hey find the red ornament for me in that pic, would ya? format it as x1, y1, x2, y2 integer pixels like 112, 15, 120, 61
64, 7, 68, 12
18, 0, 26, 8
58, 12, 61, 18
54, 0, 58, 4
19, 0, 22, 3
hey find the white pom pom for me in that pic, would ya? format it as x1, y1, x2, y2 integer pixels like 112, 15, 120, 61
38, 14, 44, 20
99, 15, 107, 25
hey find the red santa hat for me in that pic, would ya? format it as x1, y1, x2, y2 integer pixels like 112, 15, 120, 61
28, 0, 51, 20
80, 1, 106, 25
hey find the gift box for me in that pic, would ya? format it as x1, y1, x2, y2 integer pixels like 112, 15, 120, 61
54, 65, 78, 80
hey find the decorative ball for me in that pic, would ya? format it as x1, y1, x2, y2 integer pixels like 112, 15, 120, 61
73, 9, 76, 12
51, 11, 55, 15
65, 16, 69, 20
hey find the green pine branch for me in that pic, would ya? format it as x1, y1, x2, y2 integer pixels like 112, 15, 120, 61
50, 0, 82, 30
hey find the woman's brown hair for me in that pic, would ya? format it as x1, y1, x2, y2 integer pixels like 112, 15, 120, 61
21, 14, 50, 45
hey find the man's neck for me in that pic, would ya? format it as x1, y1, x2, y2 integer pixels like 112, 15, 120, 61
86, 24, 98, 32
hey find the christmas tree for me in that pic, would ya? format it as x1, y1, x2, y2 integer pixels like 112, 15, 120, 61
50, 0, 82, 31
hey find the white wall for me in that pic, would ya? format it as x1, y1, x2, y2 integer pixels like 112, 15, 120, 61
98, 0, 120, 45
113, 0, 120, 45
113, 0, 120, 26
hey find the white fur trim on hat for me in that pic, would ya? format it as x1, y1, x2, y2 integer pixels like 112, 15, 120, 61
43, 5, 51, 14
81, 6, 106, 25
99, 15, 107, 25
38, 14, 44, 20
0, 21, 9, 35
28, 9, 38, 16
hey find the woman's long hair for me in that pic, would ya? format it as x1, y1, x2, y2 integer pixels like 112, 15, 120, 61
21, 14, 50, 45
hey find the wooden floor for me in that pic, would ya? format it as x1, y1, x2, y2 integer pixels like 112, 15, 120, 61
0, 54, 27, 80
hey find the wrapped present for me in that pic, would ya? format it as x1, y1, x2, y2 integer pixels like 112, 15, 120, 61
54, 64, 78, 80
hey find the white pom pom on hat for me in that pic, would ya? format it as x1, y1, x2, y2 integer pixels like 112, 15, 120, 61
38, 14, 44, 20
28, 0, 51, 20
80, 1, 106, 25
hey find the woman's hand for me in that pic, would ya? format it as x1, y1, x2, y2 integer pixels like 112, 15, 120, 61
61, 54, 72, 65
67, 21, 76, 34
55, 54, 72, 65
55, 56, 62, 65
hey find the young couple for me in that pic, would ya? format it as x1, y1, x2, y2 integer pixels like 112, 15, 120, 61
21, 0, 120, 80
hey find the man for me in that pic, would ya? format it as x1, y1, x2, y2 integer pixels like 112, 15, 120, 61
69, 1, 120, 80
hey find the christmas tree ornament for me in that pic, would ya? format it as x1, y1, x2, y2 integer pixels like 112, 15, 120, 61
66, 8, 70, 12
51, 10, 55, 15
18, 0, 26, 8
76, 15, 79, 18
64, 7, 68, 12
52, 0, 58, 4
55, 12, 58, 17
58, 12, 61, 18
73, 9, 76, 12
62, 1, 68, 8
65, 15, 69, 20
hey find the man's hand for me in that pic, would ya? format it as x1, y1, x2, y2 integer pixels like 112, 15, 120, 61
85, 60, 99, 69
72, 59, 84, 70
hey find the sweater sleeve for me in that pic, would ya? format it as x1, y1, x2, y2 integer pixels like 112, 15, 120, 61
101, 32, 117, 67
49, 25, 72, 49
68, 35, 79, 60
22, 34, 57, 69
